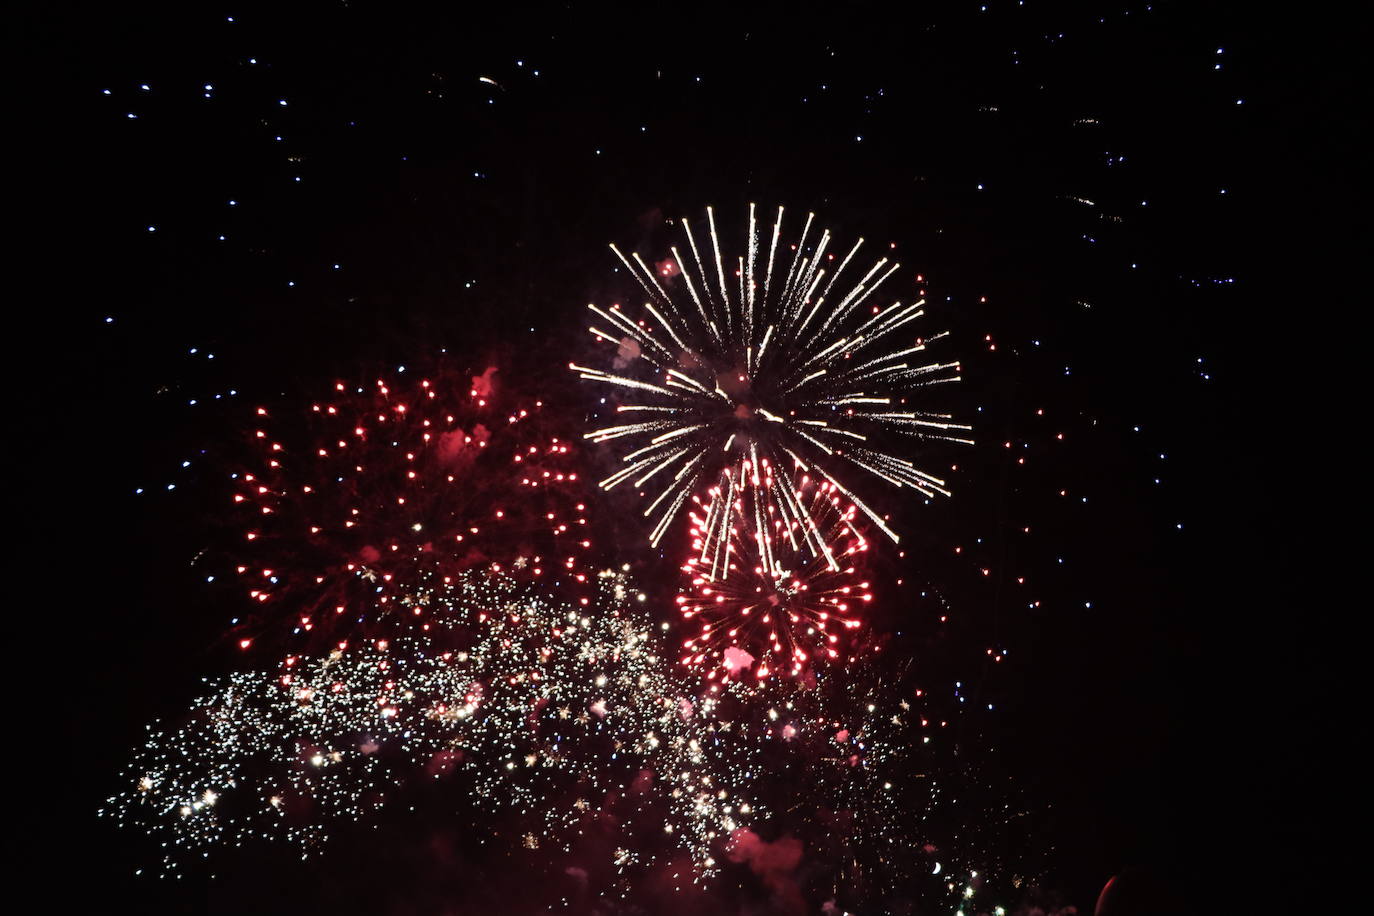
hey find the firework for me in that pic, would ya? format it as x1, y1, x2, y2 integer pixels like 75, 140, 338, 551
704, 654, 1035, 914
103, 568, 760, 877
223, 366, 593, 651
573, 205, 971, 555
677, 458, 870, 680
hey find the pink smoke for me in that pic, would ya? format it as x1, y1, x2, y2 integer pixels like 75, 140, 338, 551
470, 366, 498, 400
722, 646, 756, 675
436, 422, 489, 466
727, 828, 805, 914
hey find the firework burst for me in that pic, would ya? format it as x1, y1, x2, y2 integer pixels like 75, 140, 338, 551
223, 366, 593, 652
103, 568, 760, 877
573, 205, 971, 555
677, 458, 870, 680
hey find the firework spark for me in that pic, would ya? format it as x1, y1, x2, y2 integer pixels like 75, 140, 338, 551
224, 367, 592, 651
573, 205, 971, 555
703, 655, 1034, 913
678, 458, 870, 680
103, 568, 760, 877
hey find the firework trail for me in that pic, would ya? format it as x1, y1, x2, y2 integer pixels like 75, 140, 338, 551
573, 205, 970, 557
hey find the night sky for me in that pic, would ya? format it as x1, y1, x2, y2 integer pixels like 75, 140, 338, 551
26, 2, 1344, 914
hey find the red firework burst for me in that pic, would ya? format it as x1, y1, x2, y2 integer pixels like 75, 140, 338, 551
224, 365, 595, 652
677, 458, 870, 680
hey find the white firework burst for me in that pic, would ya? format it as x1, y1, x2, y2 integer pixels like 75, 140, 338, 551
573, 204, 971, 553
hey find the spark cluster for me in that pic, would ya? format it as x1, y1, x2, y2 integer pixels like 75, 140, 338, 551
678, 457, 870, 680
222, 367, 593, 651
574, 204, 970, 556
707, 657, 1033, 913
103, 568, 760, 877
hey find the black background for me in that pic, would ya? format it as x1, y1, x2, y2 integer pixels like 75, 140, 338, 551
21, 2, 1349, 913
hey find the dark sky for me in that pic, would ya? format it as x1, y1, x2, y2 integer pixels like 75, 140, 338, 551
23, 2, 1347, 913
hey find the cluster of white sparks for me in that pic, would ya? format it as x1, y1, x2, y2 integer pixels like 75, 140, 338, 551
103, 568, 760, 877
573, 204, 971, 558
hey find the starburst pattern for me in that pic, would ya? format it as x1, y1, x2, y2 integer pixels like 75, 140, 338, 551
678, 458, 870, 680
574, 204, 971, 554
